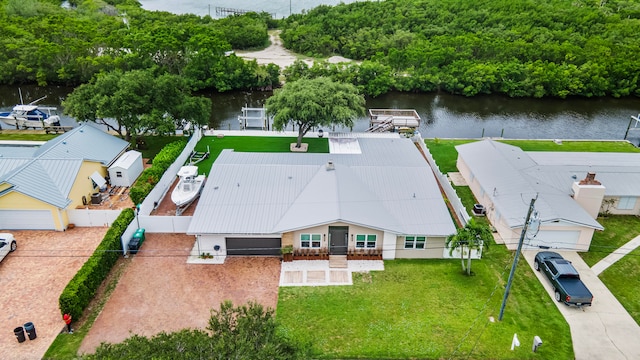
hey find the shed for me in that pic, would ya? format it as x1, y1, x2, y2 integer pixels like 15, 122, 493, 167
108, 150, 143, 187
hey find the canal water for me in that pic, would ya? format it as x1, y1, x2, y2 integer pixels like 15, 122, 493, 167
138, 0, 369, 19
1, 85, 639, 142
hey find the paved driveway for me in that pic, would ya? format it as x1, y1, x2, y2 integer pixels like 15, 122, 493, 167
79, 233, 281, 355
0, 228, 107, 360
523, 250, 640, 360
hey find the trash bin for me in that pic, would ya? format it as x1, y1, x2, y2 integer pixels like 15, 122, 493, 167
128, 228, 145, 254
128, 238, 140, 254
91, 193, 101, 205
23, 322, 36, 340
14, 327, 25, 343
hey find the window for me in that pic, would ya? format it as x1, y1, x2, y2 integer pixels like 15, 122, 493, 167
300, 234, 321, 248
404, 236, 426, 249
116, 171, 123, 178
617, 197, 636, 210
355, 234, 376, 248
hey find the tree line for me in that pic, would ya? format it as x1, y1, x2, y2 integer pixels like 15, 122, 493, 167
3, 0, 640, 99
280, 0, 640, 98
0, 0, 279, 91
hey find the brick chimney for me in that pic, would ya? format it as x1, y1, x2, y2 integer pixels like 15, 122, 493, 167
579, 172, 601, 185
572, 172, 605, 219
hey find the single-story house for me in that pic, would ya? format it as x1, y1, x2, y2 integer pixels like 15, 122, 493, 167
0, 124, 129, 230
187, 136, 457, 260
108, 150, 143, 187
454, 139, 640, 251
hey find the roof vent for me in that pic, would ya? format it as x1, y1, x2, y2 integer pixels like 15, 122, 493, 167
326, 161, 335, 171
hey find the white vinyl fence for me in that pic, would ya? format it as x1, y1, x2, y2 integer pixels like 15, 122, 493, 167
68, 209, 121, 227
120, 128, 203, 254
413, 134, 470, 226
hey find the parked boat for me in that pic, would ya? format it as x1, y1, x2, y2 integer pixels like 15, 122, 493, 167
171, 166, 205, 209
0, 96, 61, 129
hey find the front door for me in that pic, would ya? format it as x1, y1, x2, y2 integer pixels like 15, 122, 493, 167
329, 226, 349, 255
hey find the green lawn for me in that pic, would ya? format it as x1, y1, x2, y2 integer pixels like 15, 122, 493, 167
278, 251, 572, 359
582, 215, 640, 325
191, 136, 329, 175
426, 138, 640, 331
425, 139, 640, 174
0, 133, 57, 141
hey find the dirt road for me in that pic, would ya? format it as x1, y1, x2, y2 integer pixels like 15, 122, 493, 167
236, 30, 356, 70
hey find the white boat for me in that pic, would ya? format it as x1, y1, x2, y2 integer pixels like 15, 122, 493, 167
0, 96, 61, 129
171, 166, 205, 208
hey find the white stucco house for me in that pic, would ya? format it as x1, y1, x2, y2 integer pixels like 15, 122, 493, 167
455, 139, 640, 251
187, 135, 457, 261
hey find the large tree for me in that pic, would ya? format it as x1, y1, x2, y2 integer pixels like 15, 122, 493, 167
63, 68, 211, 139
266, 77, 365, 148
446, 218, 493, 276
85, 301, 309, 359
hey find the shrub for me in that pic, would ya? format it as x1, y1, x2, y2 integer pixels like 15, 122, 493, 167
129, 139, 186, 204
59, 208, 135, 320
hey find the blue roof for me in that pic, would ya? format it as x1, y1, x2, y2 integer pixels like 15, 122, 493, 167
34, 124, 128, 166
0, 124, 129, 208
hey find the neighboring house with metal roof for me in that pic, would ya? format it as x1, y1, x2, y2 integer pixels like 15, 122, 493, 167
187, 137, 456, 260
455, 140, 621, 252
0, 124, 129, 230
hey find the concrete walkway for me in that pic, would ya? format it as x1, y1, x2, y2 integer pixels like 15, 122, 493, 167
591, 235, 640, 275
280, 260, 384, 286
523, 250, 640, 360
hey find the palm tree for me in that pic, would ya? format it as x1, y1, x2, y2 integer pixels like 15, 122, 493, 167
446, 218, 493, 275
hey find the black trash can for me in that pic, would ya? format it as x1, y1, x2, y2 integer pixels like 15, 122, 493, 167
14, 327, 25, 343
23, 322, 36, 340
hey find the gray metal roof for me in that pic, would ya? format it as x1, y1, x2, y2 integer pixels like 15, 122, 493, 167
34, 124, 129, 166
188, 137, 456, 236
527, 152, 640, 196
0, 124, 128, 208
1, 158, 82, 208
455, 140, 603, 230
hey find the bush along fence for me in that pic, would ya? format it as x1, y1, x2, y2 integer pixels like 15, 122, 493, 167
58, 208, 135, 320
129, 139, 187, 205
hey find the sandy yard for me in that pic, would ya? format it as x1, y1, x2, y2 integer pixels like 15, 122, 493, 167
236, 30, 358, 69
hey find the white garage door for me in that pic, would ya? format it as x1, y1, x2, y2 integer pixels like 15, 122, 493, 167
525, 230, 580, 251
0, 210, 56, 230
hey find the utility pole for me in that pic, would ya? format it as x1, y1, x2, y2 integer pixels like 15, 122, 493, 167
498, 196, 537, 321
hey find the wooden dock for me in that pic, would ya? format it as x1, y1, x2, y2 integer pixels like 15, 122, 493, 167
367, 109, 421, 132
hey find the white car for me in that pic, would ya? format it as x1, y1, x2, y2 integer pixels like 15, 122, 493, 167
0, 233, 17, 263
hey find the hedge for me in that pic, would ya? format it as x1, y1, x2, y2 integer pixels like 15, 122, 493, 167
59, 208, 135, 320
129, 139, 187, 205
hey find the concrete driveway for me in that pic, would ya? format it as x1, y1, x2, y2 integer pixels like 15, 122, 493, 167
523, 250, 640, 360
0, 228, 107, 360
79, 233, 281, 355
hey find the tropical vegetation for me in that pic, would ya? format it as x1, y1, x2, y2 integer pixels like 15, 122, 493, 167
446, 218, 493, 276
266, 77, 366, 148
2, 1, 640, 99
84, 301, 310, 359
0, 0, 279, 91
63, 68, 211, 138
280, 0, 640, 98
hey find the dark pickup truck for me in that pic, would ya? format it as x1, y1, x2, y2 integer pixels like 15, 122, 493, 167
534, 251, 593, 307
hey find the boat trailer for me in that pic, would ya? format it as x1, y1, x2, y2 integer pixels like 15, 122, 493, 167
188, 145, 210, 165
